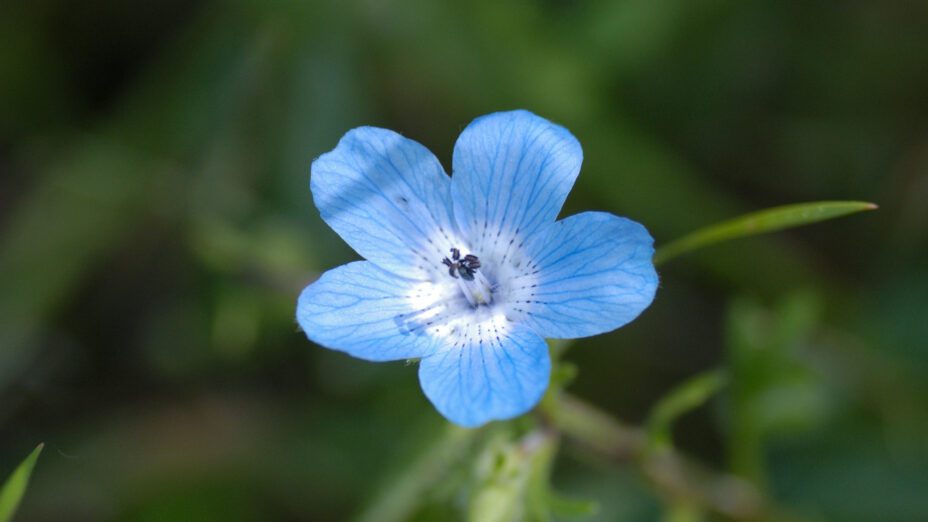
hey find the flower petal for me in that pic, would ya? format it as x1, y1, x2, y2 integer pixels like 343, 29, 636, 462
297, 261, 449, 361
451, 110, 583, 254
312, 127, 458, 279
418, 317, 551, 427
514, 211, 658, 339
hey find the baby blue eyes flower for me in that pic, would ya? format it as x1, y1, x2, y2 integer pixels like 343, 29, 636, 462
297, 110, 658, 427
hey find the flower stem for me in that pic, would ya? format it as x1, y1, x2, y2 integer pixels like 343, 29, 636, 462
547, 393, 805, 522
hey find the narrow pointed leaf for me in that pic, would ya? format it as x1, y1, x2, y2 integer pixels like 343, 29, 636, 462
0, 444, 43, 522
653, 201, 877, 265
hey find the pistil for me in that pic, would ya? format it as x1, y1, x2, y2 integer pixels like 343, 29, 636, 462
455, 269, 493, 307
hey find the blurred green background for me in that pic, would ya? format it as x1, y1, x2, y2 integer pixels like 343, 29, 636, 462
2, 1, 927, 521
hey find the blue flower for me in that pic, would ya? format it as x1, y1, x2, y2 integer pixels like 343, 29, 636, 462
297, 110, 658, 427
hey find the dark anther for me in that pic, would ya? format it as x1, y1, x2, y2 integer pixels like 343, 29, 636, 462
442, 247, 480, 280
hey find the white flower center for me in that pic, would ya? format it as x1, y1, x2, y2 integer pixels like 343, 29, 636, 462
398, 229, 540, 343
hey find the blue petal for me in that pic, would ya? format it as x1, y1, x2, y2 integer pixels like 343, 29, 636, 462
418, 321, 551, 427
516, 211, 658, 339
297, 261, 446, 361
312, 127, 458, 279
451, 110, 583, 251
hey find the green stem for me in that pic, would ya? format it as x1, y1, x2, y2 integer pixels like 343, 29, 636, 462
544, 393, 645, 461
547, 393, 803, 522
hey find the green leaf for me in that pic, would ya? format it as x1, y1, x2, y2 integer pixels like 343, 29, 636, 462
0, 444, 43, 522
647, 370, 727, 451
653, 201, 877, 265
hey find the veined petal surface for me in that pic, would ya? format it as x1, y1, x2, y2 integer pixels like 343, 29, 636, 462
312, 127, 458, 279
297, 261, 448, 361
451, 110, 582, 255
302, 111, 660, 428
418, 317, 551, 427
514, 211, 658, 339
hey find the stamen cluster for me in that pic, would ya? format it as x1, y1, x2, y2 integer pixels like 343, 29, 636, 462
441, 247, 481, 281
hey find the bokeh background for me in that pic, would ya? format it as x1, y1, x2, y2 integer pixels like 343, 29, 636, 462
2, 1, 927, 520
